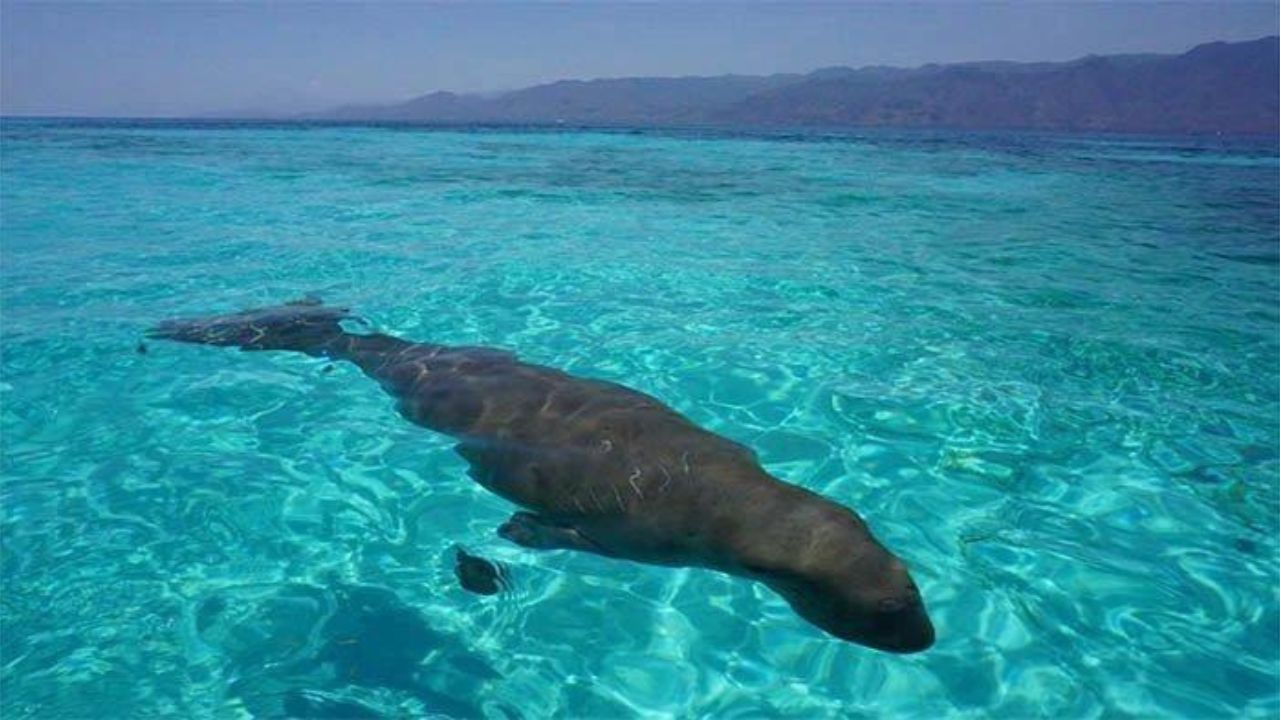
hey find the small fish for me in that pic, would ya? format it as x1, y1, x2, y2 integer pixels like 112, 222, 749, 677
321, 364, 335, 374
454, 547, 506, 596
136, 342, 148, 355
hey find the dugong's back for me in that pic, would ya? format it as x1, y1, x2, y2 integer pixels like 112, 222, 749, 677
370, 343, 760, 545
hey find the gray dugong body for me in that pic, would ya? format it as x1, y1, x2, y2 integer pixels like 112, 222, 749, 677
151, 301, 935, 653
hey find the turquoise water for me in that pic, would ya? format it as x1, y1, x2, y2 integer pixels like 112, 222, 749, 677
2, 119, 1278, 718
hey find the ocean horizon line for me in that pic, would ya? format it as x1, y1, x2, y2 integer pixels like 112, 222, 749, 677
4, 115, 1279, 144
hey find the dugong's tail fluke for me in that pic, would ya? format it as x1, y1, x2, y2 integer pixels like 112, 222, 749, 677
147, 298, 353, 355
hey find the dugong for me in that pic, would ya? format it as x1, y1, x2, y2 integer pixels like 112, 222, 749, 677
151, 300, 934, 652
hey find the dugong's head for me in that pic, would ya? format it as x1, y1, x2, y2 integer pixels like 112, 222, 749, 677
738, 498, 934, 653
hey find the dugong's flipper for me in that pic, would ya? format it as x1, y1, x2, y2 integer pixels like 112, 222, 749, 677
453, 547, 506, 595
498, 512, 601, 553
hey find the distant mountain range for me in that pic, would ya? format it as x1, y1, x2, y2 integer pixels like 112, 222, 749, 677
314, 36, 1279, 134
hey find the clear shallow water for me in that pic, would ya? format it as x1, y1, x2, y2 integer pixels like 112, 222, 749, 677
2, 119, 1277, 718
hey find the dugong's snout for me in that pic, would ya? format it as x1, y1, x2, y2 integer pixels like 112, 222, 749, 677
749, 503, 937, 653
781, 573, 935, 654
857, 593, 935, 654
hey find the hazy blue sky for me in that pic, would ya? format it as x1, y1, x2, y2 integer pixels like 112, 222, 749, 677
2, 2, 1277, 117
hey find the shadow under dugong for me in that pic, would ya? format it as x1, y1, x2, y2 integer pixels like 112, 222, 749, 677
195, 581, 502, 718
152, 300, 935, 653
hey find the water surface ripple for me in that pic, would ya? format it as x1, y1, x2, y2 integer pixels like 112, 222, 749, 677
2, 120, 1278, 718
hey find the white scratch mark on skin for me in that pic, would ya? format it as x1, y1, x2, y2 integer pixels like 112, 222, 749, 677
573, 495, 586, 513
627, 468, 644, 500
657, 463, 673, 492
588, 487, 606, 512
409, 365, 432, 391
600, 439, 613, 454
379, 347, 415, 373
681, 451, 691, 475
537, 389, 557, 415
612, 486, 626, 512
